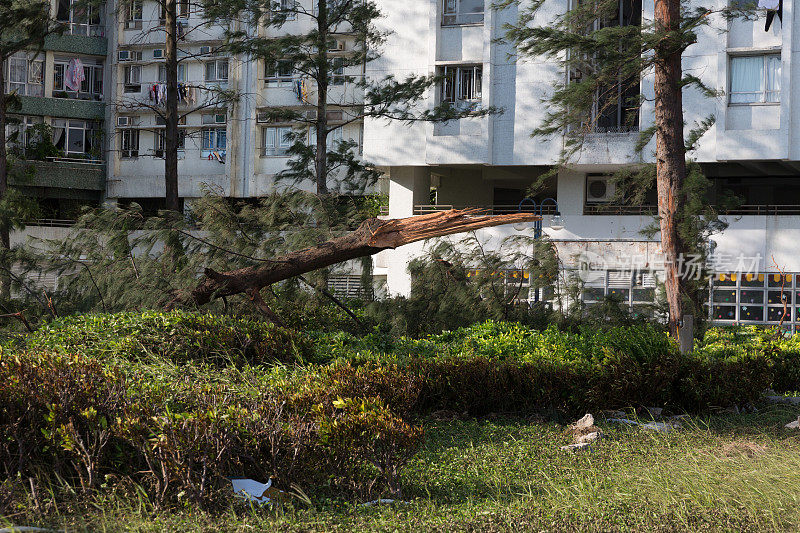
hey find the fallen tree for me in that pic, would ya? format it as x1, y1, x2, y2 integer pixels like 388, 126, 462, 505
168, 209, 540, 310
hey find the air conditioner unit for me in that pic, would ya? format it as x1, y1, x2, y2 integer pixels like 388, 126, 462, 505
585, 175, 616, 203
117, 116, 131, 127
304, 109, 317, 120
199, 45, 211, 55
153, 49, 164, 59
118, 50, 142, 61
256, 112, 271, 123
214, 113, 226, 124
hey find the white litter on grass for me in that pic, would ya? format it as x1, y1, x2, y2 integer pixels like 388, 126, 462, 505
607, 418, 680, 433
785, 416, 800, 429
362, 499, 409, 506
572, 414, 595, 429
230, 478, 274, 505
578, 431, 602, 444
561, 442, 592, 452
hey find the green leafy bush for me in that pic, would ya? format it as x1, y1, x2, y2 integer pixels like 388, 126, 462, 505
27, 311, 311, 366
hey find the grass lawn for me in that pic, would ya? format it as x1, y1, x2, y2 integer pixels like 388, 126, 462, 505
10, 403, 800, 532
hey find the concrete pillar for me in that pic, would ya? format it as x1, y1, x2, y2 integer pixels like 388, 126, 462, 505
556, 168, 584, 216
386, 166, 430, 296
388, 166, 430, 218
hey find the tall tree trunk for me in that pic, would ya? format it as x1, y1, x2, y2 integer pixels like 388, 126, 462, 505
0, 63, 11, 299
315, 0, 329, 195
653, 0, 688, 339
164, 0, 180, 212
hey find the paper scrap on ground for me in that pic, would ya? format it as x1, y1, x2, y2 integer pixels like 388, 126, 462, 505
230, 478, 274, 504
785, 417, 800, 429
607, 418, 679, 432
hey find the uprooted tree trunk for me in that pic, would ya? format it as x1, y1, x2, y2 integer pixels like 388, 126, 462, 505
168, 209, 540, 309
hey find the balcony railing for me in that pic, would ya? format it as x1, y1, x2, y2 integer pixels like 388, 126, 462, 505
25, 219, 76, 228
583, 204, 800, 216
64, 23, 105, 37
379, 204, 560, 216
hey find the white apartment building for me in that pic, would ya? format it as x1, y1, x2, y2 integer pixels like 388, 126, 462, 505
107, 0, 365, 208
6, 0, 800, 327
363, 0, 800, 329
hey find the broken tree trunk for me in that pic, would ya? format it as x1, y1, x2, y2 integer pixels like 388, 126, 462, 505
169, 209, 540, 308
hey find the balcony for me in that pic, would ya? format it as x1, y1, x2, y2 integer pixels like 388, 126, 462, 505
17, 95, 104, 121
43, 32, 107, 56
12, 158, 105, 194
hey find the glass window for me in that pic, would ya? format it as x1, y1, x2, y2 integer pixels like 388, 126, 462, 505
205, 60, 228, 81
263, 126, 293, 156
440, 65, 482, 108
124, 65, 141, 93
730, 54, 781, 104
442, 0, 483, 25
202, 127, 226, 150
120, 129, 139, 158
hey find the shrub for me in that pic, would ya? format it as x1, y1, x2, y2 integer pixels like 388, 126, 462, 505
27, 311, 311, 366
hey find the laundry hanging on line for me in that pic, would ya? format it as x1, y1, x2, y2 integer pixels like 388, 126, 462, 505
64, 58, 85, 91
758, 0, 782, 31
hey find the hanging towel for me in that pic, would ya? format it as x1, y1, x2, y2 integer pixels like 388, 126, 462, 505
64, 58, 85, 91
300, 79, 309, 104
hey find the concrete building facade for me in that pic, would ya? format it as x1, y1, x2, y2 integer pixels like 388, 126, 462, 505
363, 0, 800, 329
5, 0, 800, 327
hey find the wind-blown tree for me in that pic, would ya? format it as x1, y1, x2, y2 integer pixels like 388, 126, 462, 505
0, 0, 64, 297
204, 0, 493, 196
504, 0, 752, 339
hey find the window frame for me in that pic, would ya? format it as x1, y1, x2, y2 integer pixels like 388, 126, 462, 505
262, 125, 295, 156
204, 59, 229, 82
120, 128, 140, 159
123, 65, 142, 93
729, 53, 782, 105
125, 0, 143, 29
440, 65, 482, 108
442, 0, 484, 26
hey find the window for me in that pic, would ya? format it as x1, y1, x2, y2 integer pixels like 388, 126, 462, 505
266, 60, 294, 84
124, 65, 141, 93
6, 115, 43, 155
440, 65, 482, 108
57, 0, 103, 36
279, 0, 297, 20
6, 53, 44, 97
154, 130, 186, 157
202, 127, 226, 153
442, 0, 483, 25
125, 0, 143, 29
158, 64, 186, 82
571, 0, 642, 133
202, 113, 227, 125
53, 119, 99, 157
331, 57, 345, 85
204, 60, 228, 82
730, 54, 781, 104
263, 126, 294, 156
120, 128, 139, 158
54, 60, 103, 98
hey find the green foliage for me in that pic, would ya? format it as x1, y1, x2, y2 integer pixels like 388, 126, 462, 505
26, 310, 312, 366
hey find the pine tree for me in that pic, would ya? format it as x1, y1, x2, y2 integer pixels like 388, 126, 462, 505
504, 0, 752, 339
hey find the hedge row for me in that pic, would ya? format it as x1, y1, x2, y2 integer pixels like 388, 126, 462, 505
5, 313, 800, 507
